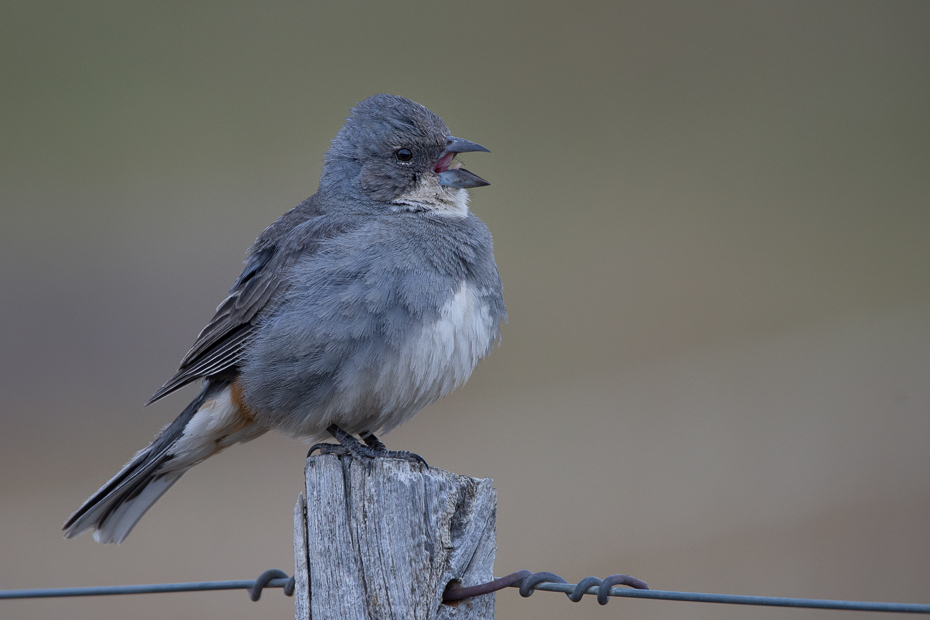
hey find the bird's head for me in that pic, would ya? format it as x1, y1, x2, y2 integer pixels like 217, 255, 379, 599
322, 94, 489, 214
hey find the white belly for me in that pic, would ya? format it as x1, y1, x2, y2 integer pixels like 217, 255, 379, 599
322, 280, 498, 436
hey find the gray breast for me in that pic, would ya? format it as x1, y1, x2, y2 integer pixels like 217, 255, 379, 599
239, 212, 505, 440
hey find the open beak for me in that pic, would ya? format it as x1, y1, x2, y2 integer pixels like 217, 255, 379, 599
435, 135, 491, 189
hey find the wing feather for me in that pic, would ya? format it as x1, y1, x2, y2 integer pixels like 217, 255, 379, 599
146, 198, 330, 405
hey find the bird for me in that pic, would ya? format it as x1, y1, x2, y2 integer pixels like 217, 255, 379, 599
63, 94, 506, 544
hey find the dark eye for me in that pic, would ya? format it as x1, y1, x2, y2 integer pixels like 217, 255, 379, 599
395, 148, 413, 162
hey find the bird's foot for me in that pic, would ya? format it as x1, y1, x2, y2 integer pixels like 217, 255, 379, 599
319, 425, 428, 466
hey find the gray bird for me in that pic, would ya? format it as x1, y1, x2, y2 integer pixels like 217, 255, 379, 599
63, 94, 505, 544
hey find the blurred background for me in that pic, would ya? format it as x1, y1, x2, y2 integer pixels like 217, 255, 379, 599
1, 1, 928, 618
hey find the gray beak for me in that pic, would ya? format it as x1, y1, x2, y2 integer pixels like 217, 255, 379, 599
444, 136, 490, 155
436, 135, 491, 189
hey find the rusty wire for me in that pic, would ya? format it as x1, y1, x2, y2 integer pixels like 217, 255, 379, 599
442, 570, 648, 604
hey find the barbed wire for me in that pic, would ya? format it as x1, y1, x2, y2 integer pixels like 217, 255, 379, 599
2, 568, 929, 613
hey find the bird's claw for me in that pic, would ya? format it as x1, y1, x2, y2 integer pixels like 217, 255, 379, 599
306, 443, 351, 458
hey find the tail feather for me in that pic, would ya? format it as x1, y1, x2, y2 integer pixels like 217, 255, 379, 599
63, 383, 216, 544
62, 446, 186, 544
93, 471, 185, 544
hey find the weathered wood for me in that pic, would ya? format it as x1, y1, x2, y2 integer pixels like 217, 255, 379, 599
293, 454, 497, 620
294, 492, 310, 620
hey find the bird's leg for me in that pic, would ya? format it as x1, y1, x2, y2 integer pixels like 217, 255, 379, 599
320, 425, 427, 466
306, 426, 374, 458
359, 431, 387, 451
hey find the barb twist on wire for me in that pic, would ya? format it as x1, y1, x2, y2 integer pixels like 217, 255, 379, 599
442, 570, 648, 604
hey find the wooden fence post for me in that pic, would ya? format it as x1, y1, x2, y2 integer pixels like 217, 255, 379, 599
293, 454, 497, 619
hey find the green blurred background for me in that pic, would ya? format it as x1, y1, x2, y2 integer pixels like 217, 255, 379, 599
2, 1, 928, 618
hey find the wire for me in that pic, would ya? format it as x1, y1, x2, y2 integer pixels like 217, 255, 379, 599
514, 580, 930, 613
0, 569, 295, 602
2, 568, 929, 613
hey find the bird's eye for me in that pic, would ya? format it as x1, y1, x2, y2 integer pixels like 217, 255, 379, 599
395, 148, 413, 162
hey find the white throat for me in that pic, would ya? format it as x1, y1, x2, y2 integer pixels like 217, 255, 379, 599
392, 175, 470, 217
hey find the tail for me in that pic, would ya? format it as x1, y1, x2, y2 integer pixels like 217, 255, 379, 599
63, 379, 265, 544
